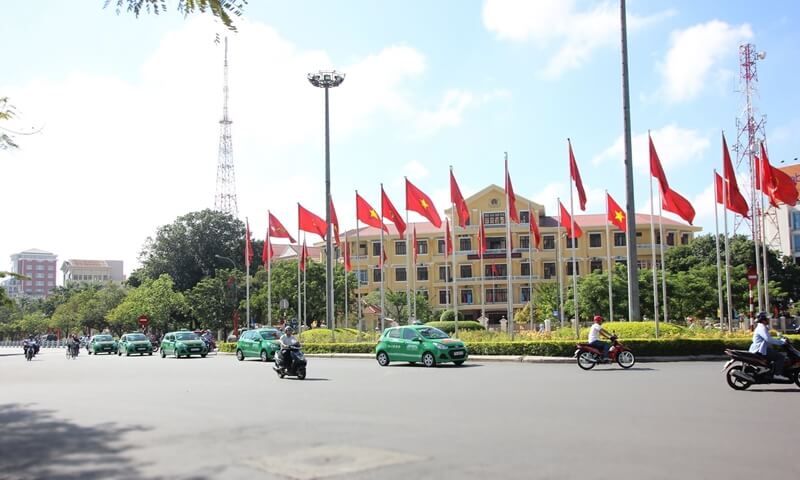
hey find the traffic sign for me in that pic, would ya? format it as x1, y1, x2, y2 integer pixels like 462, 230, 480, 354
279, 298, 289, 309
747, 265, 758, 288
137, 315, 149, 326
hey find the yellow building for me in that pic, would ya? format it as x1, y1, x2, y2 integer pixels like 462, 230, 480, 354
338, 184, 700, 322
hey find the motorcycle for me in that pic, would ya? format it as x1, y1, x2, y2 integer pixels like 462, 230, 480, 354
23, 340, 38, 361
148, 334, 160, 353
722, 337, 800, 390
66, 341, 80, 359
273, 345, 307, 380
575, 334, 636, 370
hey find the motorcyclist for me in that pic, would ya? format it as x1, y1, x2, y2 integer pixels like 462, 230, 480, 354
588, 315, 612, 361
749, 312, 788, 381
278, 326, 299, 369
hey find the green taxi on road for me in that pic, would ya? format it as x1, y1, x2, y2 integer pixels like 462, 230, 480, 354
159, 331, 208, 358
87, 334, 118, 355
118, 333, 154, 356
375, 325, 468, 367
236, 328, 282, 362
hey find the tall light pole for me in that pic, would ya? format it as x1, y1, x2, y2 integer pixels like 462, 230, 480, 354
308, 70, 345, 333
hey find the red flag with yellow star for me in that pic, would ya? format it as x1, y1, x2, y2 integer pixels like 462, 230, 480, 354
268, 212, 296, 243
298, 204, 327, 239
606, 193, 627, 232
356, 193, 388, 232
405, 179, 442, 228
382, 187, 407, 237
330, 197, 340, 247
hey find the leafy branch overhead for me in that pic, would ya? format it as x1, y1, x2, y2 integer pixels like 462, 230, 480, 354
105, 0, 248, 31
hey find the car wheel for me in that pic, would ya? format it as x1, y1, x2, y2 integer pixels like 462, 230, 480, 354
422, 352, 436, 368
376, 351, 390, 367
148, 352, 153, 356
173, 349, 180, 359
160, 349, 166, 358
125, 350, 130, 357
260, 350, 269, 362
454, 360, 465, 366
201, 353, 207, 358
236, 349, 245, 361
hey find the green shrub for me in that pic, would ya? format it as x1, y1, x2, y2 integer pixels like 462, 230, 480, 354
438, 310, 465, 322
551, 321, 687, 339
218, 342, 237, 353
303, 342, 376, 354
424, 321, 485, 334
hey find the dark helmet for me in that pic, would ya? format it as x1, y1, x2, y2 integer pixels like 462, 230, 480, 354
284, 326, 294, 335
593, 315, 604, 324
757, 312, 769, 323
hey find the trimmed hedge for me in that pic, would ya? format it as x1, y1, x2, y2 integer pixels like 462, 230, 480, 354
438, 310, 465, 322
218, 342, 237, 353
425, 321, 485, 334
303, 342, 377, 354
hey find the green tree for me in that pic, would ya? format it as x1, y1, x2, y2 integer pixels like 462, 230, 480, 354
107, 274, 186, 334
186, 273, 232, 332
105, 0, 247, 31
0, 97, 19, 150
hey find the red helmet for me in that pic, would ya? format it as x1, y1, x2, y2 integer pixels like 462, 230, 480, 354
593, 315, 604, 324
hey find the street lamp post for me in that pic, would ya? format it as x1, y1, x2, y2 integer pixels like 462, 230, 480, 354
215, 255, 239, 336
308, 70, 345, 337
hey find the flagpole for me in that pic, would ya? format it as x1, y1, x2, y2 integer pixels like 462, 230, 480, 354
605, 192, 614, 322
713, 170, 725, 328
344, 231, 349, 329
722, 171, 734, 331
478, 209, 485, 320
355, 203, 363, 337
657, 188, 668, 324
649, 173, 660, 337
504, 153, 514, 339
296, 214, 301, 331
303, 236, 307, 329
406, 211, 411, 323
451, 199, 459, 338
380, 185, 386, 333
267, 219, 272, 326
246, 217, 251, 329
412, 228, 417, 319
760, 188, 770, 319
567, 143, 579, 339
528, 201, 534, 331
556, 198, 565, 328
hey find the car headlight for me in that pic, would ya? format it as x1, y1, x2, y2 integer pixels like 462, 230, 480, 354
435, 344, 449, 350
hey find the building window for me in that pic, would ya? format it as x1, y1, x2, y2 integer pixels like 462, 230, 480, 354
520, 210, 530, 224
417, 266, 429, 281
589, 233, 602, 248
36, 265, 44, 270
358, 242, 368, 256
357, 270, 368, 285
437, 239, 446, 254
459, 237, 471, 251
487, 237, 505, 250
614, 232, 626, 247
793, 211, 800, 230
35, 281, 44, 286
485, 264, 507, 277
590, 260, 603, 273
372, 242, 382, 256
438, 265, 451, 281
417, 240, 428, 255
681, 233, 690, 245
35, 273, 44, 278
543, 262, 556, 279
460, 264, 472, 278
566, 237, 579, 249
521, 286, 531, 302
567, 262, 580, 276
655, 229, 662, 245
519, 235, 530, 249
794, 234, 800, 251
543, 235, 555, 250
666, 232, 675, 246
438, 289, 451, 305
417, 289, 429, 299
636, 231, 643, 238
521, 262, 531, 276
395, 241, 406, 256
460, 289, 473, 305
486, 288, 507, 303
372, 268, 382, 282
484, 212, 505, 225
395, 267, 407, 282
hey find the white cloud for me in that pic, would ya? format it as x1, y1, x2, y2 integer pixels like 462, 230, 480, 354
0, 17, 501, 273
655, 20, 753, 103
530, 181, 605, 216
415, 89, 510, 137
482, 0, 673, 77
592, 124, 710, 175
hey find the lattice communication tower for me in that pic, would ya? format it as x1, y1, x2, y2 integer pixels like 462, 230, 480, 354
214, 37, 239, 216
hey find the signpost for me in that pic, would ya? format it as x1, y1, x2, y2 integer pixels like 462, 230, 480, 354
137, 315, 149, 332
747, 265, 758, 323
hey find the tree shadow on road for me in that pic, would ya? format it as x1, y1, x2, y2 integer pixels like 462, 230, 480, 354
0, 403, 155, 480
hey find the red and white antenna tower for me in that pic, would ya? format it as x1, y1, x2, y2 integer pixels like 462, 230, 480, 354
732, 43, 772, 313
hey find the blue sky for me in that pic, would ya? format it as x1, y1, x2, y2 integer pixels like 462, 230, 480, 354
2, 0, 799, 275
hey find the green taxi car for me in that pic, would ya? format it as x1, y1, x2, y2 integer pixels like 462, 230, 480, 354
236, 328, 282, 362
87, 334, 118, 355
159, 331, 208, 359
375, 325, 468, 367
118, 333, 154, 356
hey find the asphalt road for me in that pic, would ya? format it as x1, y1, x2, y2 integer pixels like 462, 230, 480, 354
1, 348, 798, 480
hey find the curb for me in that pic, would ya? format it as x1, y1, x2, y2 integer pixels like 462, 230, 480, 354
297, 353, 727, 363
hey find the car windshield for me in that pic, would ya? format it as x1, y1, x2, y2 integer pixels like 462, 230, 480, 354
418, 328, 449, 339
94, 335, 113, 341
127, 334, 147, 341
260, 330, 280, 340
175, 333, 199, 341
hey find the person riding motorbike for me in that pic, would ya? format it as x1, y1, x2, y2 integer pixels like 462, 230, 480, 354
588, 315, 612, 361
69, 334, 80, 356
749, 312, 788, 381
278, 326, 299, 369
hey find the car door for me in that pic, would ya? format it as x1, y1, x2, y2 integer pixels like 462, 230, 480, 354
163, 334, 174, 354
402, 328, 422, 362
384, 328, 404, 361
243, 331, 257, 357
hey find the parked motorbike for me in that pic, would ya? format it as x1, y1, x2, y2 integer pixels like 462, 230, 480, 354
722, 337, 800, 390
273, 345, 307, 380
575, 334, 636, 370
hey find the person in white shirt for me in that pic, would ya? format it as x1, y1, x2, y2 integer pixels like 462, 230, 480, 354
749, 312, 788, 381
278, 326, 299, 368
588, 315, 611, 361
